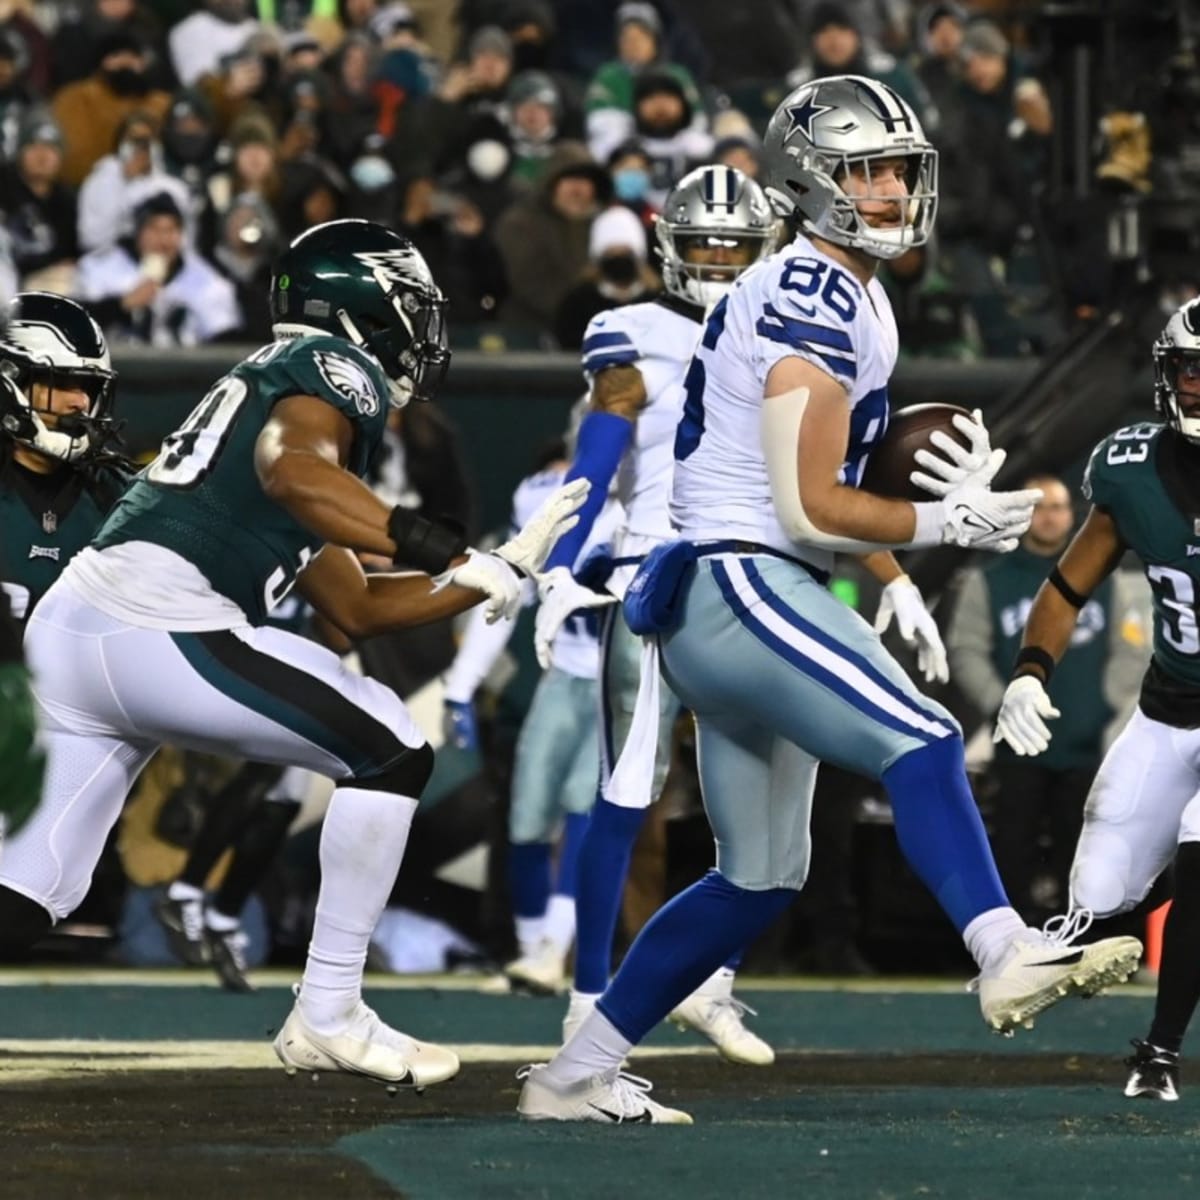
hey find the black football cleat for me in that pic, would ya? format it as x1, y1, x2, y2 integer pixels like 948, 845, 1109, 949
204, 924, 255, 993
1124, 1039, 1180, 1101
156, 893, 209, 966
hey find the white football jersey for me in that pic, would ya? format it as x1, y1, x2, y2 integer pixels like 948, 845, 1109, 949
511, 466, 623, 679
581, 298, 704, 596
670, 233, 898, 577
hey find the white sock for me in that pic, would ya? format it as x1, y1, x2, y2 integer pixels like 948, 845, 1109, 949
542, 893, 576, 958
299, 786, 417, 1034
692, 966, 736, 1000
963, 906, 1029, 972
205, 908, 240, 933
543, 1007, 632, 1086
168, 881, 203, 903
515, 915, 544, 958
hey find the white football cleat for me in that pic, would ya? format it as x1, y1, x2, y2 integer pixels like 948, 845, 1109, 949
516, 1064, 692, 1124
504, 938, 566, 995
273, 993, 460, 1092
561, 989, 599, 1045
669, 992, 775, 1066
975, 911, 1142, 1034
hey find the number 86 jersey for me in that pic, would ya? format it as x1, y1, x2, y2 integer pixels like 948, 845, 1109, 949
1084, 421, 1200, 716
670, 234, 898, 578
88, 335, 390, 625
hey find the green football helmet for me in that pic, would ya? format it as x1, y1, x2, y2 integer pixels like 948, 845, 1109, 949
269, 219, 450, 408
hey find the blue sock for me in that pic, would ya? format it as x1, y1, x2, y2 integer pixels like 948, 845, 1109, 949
573, 798, 646, 994
508, 841, 552, 920
554, 811, 590, 899
598, 871, 793, 1044
882, 735, 1010, 932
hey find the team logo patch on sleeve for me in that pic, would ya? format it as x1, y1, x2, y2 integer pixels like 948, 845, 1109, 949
314, 350, 380, 417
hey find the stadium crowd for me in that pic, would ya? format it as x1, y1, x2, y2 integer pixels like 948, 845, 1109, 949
0, 0, 1157, 360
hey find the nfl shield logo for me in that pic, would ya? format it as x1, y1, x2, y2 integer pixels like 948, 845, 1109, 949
42, 511, 57, 534
1193, 518, 1200, 537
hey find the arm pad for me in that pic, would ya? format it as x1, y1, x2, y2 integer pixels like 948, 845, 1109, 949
388, 507, 468, 574
760, 386, 894, 554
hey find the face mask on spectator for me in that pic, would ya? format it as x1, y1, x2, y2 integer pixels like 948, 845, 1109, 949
599, 252, 639, 286
613, 167, 649, 203
165, 130, 214, 166
104, 65, 150, 96
466, 138, 510, 181
350, 154, 396, 193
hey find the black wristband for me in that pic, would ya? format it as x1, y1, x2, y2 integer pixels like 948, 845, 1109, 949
1014, 646, 1056, 683
387, 507, 468, 574
1047, 565, 1089, 609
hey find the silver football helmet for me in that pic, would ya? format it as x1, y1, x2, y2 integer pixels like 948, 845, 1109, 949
761, 74, 938, 261
0, 292, 117, 462
1154, 297, 1200, 441
655, 165, 779, 308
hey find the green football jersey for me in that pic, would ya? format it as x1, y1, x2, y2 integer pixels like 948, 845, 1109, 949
0, 458, 125, 622
94, 335, 391, 625
1084, 421, 1200, 720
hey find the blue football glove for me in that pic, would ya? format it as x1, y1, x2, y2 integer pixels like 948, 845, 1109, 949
443, 699, 480, 752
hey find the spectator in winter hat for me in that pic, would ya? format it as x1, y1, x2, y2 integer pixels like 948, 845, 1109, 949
585, 4, 703, 165
553, 202, 658, 348
0, 113, 79, 289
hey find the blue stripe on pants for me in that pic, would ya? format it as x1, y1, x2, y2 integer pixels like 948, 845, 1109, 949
710, 561, 946, 746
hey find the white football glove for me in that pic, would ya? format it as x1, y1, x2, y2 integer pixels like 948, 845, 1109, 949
433, 550, 523, 623
940, 483, 1043, 552
910, 410, 1006, 498
994, 674, 1061, 756
874, 575, 949, 684
534, 566, 617, 670
494, 478, 590, 576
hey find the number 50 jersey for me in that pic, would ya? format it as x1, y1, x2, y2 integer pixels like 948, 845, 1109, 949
90, 335, 390, 625
670, 233, 897, 578
1084, 421, 1200, 721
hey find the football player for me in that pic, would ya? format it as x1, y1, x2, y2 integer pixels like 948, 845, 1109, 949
995, 297, 1200, 1102
528, 164, 949, 1072
442, 440, 620, 994
0, 219, 587, 1092
518, 76, 1141, 1124
0, 293, 128, 839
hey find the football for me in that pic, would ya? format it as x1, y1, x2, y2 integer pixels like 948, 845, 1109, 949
860, 402, 976, 501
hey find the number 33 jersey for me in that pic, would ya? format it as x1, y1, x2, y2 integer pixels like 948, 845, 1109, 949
1084, 421, 1200, 719
77, 335, 390, 627
670, 233, 897, 577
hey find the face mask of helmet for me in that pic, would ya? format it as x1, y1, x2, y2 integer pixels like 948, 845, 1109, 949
1156, 347, 1200, 441
341, 288, 451, 409
0, 361, 117, 463
818, 151, 938, 260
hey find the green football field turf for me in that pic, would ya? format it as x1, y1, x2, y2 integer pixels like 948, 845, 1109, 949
0, 971, 1192, 1199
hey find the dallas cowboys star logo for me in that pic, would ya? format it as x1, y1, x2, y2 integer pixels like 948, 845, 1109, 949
785, 93, 835, 140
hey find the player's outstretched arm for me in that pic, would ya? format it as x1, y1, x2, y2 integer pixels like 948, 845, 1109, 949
995, 506, 1126, 755
296, 546, 492, 639
539, 364, 645, 579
